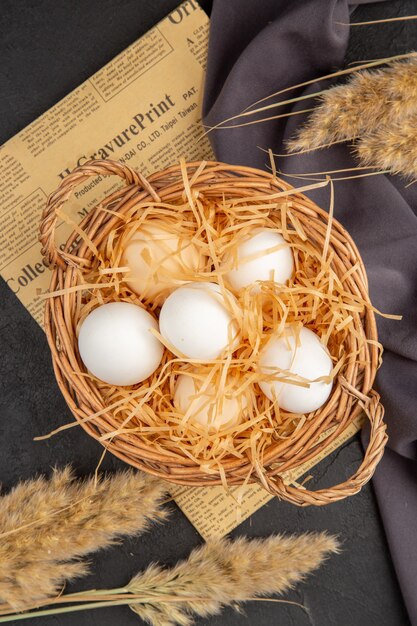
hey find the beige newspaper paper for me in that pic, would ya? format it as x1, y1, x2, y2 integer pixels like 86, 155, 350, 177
171, 415, 363, 538
0, 0, 361, 540
0, 1, 212, 323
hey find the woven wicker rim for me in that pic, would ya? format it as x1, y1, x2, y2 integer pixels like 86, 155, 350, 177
40, 159, 387, 506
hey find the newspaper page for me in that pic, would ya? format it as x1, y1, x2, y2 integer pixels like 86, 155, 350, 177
171, 415, 363, 539
0, 0, 212, 324
0, 0, 361, 540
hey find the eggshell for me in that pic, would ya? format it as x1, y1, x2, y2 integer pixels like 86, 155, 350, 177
258, 325, 333, 413
223, 228, 294, 291
78, 302, 163, 386
121, 221, 204, 304
159, 282, 239, 360
174, 374, 244, 431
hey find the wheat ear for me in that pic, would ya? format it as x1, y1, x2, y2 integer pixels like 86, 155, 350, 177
287, 58, 417, 153
354, 115, 417, 180
129, 533, 339, 626
0, 467, 167, 609
0, 533, 339, 625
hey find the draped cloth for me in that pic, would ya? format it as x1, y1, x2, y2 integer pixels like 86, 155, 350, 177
203, 2, 417, 622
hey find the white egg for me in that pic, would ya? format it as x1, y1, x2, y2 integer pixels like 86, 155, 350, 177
159, 282, 239, 360
121, 221, 204, 304
78, 302, 163, 386
174, 374, 244, 431
223, 228, 294, 292
258, 325, 333, 413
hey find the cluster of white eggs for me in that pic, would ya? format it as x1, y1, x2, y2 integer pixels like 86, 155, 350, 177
78, 222, 333, 430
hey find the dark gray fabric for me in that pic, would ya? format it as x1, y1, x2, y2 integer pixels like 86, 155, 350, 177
203, 1, 417, 623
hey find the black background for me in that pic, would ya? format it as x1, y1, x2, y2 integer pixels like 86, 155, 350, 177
0, 1, 416, 625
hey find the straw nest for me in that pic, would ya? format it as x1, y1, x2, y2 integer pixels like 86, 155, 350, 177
39, 159, 388, 506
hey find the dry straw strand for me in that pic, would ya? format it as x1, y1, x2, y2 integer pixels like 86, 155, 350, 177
337, 14, 417, 27
202, 52, 416, 136
0, 467, 167, 609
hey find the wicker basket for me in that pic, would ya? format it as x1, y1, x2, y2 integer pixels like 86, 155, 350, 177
39, 159, 387, 506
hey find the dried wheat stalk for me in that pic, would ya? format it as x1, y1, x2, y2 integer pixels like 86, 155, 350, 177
0, 533, 339, 625
129, 533, 339, 626
286, 58, 417, 180
354, 115, 417, 179
0, 467, 167, 610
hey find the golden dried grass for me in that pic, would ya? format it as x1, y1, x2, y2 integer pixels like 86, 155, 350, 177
0, 533, 339, 625
286, 58, 417, 180
0, 467, 167, 610
129, 533, 339, 626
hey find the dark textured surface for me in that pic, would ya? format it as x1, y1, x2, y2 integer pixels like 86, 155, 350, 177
0, 1, 413, 625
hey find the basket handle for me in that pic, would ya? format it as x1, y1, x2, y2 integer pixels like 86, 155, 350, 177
255, 390, 387, 506
39, 159, 159, 269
